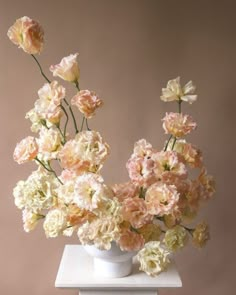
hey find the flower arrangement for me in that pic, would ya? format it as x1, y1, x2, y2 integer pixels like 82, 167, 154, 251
9, 16, 215, 277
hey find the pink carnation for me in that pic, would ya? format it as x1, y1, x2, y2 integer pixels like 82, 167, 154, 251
71, 90, 103, 118
162, 112, 197, 138
13, 136, 38, 164
145, 182, 179, 216
118, 229, 145, 251
152, 151, 187, 183
126, 155, 156, 187
133, 139, 154, 158
122, 197, 153, 229
112, 182, 139, 201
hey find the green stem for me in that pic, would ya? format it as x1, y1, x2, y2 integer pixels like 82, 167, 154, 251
63, 98, 79, 134
47, 162, 63, 185
178, 99, 182, 114
75, 81, 80, 91
80, 116, 85, 132
31, 54, 51, 83
60, 104, 69, 139
35, 158, 63, 185
171, 137, 177, 150
85, 118, 91, 131
164, 135, 173, 151
55, 124, 66, 145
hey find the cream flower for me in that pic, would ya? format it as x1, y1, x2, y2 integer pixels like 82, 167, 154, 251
50, 53, 80, 83
192, 221, 210, 248
13, 169, 58, 213
71, 90, 103, 118
164, 225, 188, 251
161, 77, 197, 104
13, 136, 38, 164
22, 209, 42, 232
34, 81, 65, 123
37, 127, 62, 160
73, 173, 105, 211
162, 112, 197, 138
7, 16, 44, 54
145, 182, 179, 216
78, 217, 121, 250
112, 182, 139, 201
118, 229, 145, 251
58, 130, 110, 173
43, 209, 67, 238
133, 139, 154, 158
137, 241, 171, 276
122, 197, 153, 229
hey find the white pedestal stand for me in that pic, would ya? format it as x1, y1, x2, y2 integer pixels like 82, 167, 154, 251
55, 245, 182, 295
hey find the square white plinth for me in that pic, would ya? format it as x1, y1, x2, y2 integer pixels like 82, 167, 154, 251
55, 245, 182, 294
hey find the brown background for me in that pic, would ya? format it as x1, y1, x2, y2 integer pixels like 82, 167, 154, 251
0, 0, 235, 294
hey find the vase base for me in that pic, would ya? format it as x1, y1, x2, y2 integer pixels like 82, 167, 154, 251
93, 257, 133, 278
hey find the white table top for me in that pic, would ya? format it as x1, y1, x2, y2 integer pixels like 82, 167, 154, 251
55, 245, 182, 290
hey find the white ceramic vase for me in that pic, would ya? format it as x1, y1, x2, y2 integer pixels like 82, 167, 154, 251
83, 242, 136, 278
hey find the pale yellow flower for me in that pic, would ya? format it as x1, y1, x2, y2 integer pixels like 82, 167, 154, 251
164, 225, 188, 251
50, 53, 80, 83
13, 168, 58, 213
192, 221, 210, 248
78, 216, 121, 250
22, 209, 42, 232
161, 77, 197, 104
137, 241, 171, 276
43, 209, 67, 238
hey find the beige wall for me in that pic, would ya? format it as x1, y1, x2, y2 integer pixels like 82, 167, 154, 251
1, 0, 235, 294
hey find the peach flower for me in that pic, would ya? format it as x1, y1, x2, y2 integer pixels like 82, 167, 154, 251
145, 182, 179, 216
34, 81, 65, 123
162, 112, 197, 138
7, 16, 44, 54
112, 182, 139, 201
171, 139, 203, 168
50, 53, 80, 83
133, 139, 154, 158
152, 151, 187, 182
126, 155, 156, 187
122, 197, 153, 229
58, 131, 110, 173
13, 136, 38, 164
71, 90, 103, 118
161, 77, 197, 104
118, 229, 145, 251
